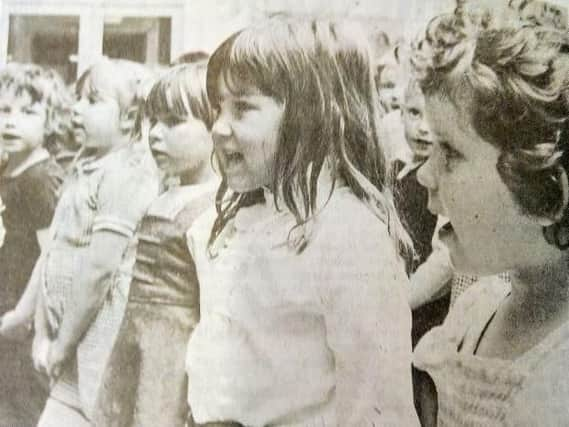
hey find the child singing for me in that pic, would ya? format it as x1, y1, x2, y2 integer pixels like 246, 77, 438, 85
186, 18, 419, 426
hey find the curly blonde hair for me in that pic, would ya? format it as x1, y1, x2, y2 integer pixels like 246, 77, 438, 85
0, 63, 73, 149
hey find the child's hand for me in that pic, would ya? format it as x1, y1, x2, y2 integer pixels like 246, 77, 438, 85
32, 334, 50, 375
46, 340, 70, 380
0, 310, 31, 341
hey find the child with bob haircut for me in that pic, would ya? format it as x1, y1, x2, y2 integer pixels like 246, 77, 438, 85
93, 60, 217, 427
412, 10, 569, 426
30, 58, 158, 426
186, 18, 419, 426
0, 63, 68, 426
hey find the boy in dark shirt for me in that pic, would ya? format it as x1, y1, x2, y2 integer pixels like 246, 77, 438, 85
0, 63, 68, 426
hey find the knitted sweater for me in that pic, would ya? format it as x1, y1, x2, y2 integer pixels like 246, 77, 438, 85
414, 276, 569, 426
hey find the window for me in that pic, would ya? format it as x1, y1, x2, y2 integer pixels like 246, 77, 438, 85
7, 15, 79, 83
103, 16, 171, 65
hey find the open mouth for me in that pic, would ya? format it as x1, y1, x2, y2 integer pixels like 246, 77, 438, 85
438, 219, 455, 240
413, 139, 433, 151
71, 117, 85, 131
222, 151, 244, 170
151, 149, 169, 161
1, 132, 20, 141
415, 138, 432, 146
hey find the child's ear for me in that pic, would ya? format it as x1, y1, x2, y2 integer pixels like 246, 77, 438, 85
119, 106, 139, 135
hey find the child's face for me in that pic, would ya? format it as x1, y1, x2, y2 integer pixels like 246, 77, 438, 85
378, 64, 405, 113
402, 88, 433, 159
72, 71, 122, 151
417, 95, 554, 276
211, 76, 284, 192
0, 88, 46, 155
148, 112, 211, 179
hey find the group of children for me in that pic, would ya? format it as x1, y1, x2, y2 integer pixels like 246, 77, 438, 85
0, 1, 568, 426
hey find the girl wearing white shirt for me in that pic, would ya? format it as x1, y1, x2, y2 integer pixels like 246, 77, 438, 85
186, 18, 419, 426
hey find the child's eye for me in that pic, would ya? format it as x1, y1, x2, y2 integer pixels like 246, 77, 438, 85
163, 116, 185, 127
408, 108, 421, 118
379, 82, 395, 89
22, 106, 38, 115
232, 100, 256, 118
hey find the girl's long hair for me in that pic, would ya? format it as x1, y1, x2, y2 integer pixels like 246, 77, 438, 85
207, 18, 413, 262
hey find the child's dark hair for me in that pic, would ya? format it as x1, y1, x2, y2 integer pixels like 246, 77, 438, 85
412, 11, 569, 248
145, 62, 214, 130
206, 18, 413, 260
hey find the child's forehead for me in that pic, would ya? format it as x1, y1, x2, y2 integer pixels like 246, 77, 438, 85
0, 85, 39, 107
404, 86, 425, 106
379, 64, 402, 82
217, 72, 262, 99
82, 64, 122, 96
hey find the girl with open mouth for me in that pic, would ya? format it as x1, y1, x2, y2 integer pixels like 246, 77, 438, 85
412, 8, 569, 427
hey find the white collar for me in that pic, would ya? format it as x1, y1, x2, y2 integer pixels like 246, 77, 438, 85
396, 158, 424, 181
7, 147, 50, 178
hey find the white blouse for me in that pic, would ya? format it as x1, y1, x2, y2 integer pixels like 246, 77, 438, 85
186, 187, 419, 426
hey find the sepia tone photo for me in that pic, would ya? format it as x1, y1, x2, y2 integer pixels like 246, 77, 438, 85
0, 0, 568, 425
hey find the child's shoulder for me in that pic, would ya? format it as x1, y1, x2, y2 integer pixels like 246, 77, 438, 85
188, 204, 218, 242
15, 156, 63, 186
507, 334, 569, 425
318, 187, 390, 242
6, 157, 63, 207
99, 147, 158, 190
149, 183, 217, 222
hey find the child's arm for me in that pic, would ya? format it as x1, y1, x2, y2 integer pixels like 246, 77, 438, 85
47, 158, 156, 378
32, 284, 51, 375
409, 244, 453, 310
409, 215, 454, 310
47, 230, 131, 378
321, 222, 419, 426
0, 253, 45, 340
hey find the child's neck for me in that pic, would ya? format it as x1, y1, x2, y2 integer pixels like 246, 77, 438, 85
91, 136, 130, 159
179, 162, 217, 187
508, 257, 569, 332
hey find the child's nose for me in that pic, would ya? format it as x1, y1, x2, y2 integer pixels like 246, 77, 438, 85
418, 119, 431, 137
1, 116, 14, 129
148, 123, 164, 147
211, 117, 232, 142
72, 99, 86, 115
